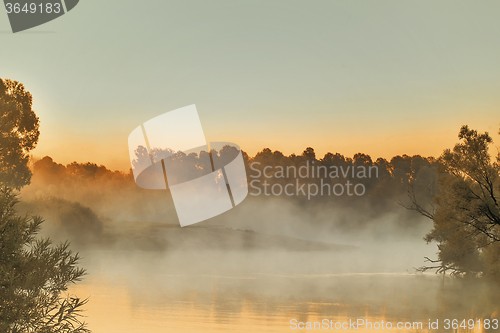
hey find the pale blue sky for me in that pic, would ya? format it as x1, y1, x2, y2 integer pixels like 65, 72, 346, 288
1, 0, 499, 170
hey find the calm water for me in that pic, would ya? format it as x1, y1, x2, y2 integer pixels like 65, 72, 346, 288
69, 249, 500, 333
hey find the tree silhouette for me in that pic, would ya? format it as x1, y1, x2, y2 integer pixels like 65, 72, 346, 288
0, 78, 40, 189
0, 79, 90, 332
406, 125, 500, 276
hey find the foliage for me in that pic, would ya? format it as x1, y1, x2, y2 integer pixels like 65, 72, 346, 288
0, 78, 40, 189
0, 187, 90, 333
1, 78, 89, 332
408, 125, 500, 277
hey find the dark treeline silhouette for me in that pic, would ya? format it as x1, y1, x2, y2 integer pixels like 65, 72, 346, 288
245, 147, 437, 210
21, 147, 437, 241
32, 147, 437, 205
133, 144, 438, 220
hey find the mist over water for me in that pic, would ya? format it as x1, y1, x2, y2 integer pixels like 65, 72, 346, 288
72, 252, 499, 333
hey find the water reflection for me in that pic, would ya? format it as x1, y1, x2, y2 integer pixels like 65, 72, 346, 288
70, 262, 500, 333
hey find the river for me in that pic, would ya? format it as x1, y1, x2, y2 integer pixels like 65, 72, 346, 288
69, 248, 500, 333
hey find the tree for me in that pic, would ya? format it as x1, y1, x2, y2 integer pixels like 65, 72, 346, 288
0, 79, 90, 332
0, 78, 40, 189
0, 188, 90, 333
302, 147, 316, 161
406, 125, 500, 276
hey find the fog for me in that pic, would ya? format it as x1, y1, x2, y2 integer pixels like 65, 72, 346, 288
17, 151, 439, 275
15, 151, 499, 332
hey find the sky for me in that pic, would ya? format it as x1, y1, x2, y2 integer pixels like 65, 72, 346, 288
1, 0, 500, 171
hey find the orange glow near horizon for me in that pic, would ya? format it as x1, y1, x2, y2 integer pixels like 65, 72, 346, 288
30, 120, 500, 173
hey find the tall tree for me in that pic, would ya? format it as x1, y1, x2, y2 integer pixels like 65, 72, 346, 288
0, 78, 40, 189
0, 79, 90, 332
407, 125, 500, 276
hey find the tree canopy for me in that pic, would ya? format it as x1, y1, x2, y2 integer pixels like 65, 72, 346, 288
0, 78, 40, 189
408, 125, 500, 277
